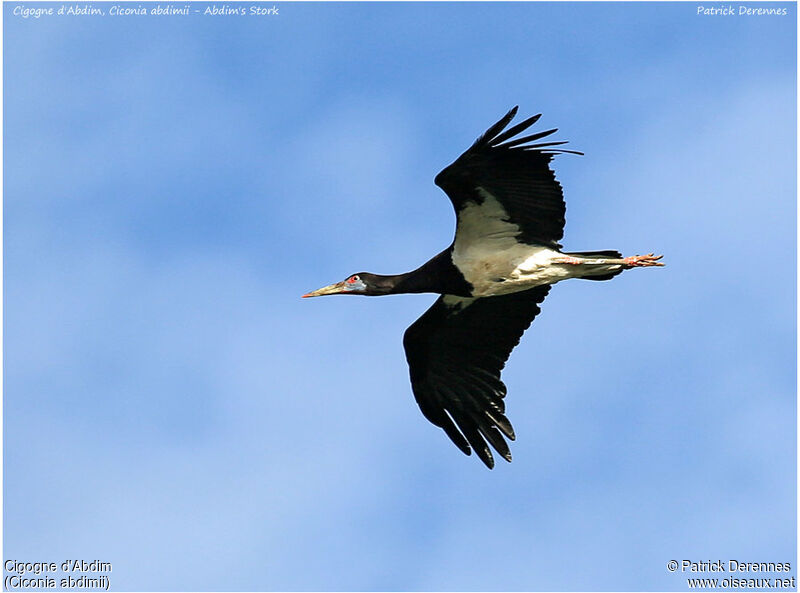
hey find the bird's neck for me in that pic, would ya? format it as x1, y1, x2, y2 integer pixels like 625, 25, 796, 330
372, 249, 474, 297
387, 271, 437, 295
359, 271, 432, 295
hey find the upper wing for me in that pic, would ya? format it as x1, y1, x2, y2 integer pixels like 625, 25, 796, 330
435, 106, 581, 248
403, 286, 551, 468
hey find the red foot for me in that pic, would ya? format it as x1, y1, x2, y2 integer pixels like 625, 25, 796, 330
624, 253, 664, 267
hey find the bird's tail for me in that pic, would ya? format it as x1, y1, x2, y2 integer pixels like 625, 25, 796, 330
565, 250, 625, 281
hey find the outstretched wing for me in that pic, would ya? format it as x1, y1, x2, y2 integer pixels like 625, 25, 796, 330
403, 286, 551, 468
435, 106, 581, 248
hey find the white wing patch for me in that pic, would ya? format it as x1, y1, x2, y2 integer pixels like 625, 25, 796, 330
452, 188, 545, 296
451, 188, 522, 294
453, 188, 521, 252
450, 186, 595, 297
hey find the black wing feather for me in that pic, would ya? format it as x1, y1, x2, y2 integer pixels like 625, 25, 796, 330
476, 106, 519, 146
403, 286, 551, 469
434, 107, 582, 247
489, 113, 542, 146
500, 127, 558, 149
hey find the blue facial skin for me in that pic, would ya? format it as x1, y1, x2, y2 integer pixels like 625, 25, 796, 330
343, 276, 367, 293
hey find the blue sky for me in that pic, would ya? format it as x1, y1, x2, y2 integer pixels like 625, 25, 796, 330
4, 2, 796, 590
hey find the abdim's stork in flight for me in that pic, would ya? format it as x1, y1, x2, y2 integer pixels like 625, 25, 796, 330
303, 107, 663, 468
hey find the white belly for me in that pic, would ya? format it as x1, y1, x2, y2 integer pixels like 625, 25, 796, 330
454, 243, 580, 297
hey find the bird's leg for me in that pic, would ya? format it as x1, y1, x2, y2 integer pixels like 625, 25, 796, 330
554, 256, 584, 265
554, 253, 664, 267
621, 253, 664, 267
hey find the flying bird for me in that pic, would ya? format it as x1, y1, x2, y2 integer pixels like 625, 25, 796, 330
303, 107, 663, 468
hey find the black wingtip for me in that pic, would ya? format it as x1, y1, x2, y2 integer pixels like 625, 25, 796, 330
476, 107, 519, 147
445, 428, 472, 458
490, 113, 544, 147
459, 107, 582, 159
486, 410, 515, 440
502, 128, 558, 149
462, 425, 495, 469
480, 452, 496, 470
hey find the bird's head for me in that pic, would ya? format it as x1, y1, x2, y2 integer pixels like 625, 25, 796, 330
302, 273, 389, 298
